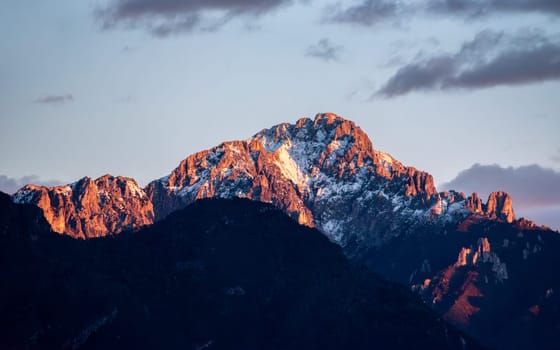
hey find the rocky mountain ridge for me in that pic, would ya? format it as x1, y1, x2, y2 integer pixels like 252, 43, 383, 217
13, 175, 153, 239
13, 113, 520, 244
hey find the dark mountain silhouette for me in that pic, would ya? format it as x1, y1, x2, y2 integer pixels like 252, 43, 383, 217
0, 192, 480, 350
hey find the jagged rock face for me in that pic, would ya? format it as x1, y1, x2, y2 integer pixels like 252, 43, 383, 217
484, 191, 515, 223
466, 193, 483, 214
13, 113, 519, 246
146, 113, 446, 252
146, 113, 523, 256
13, 175, 154, 239
406, 217, 560, 350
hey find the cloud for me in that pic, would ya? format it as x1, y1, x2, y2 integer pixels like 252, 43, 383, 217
305, 38, 343, 62
441, 164, 560, 209
325, 0, 560, 27
0, 175, 63, 195
34, 94, 74, 105
441, 164, 560, 229
376, 30, 560, 97
426, 0, 560, 17
96, 0, 296, 36
324, 0, 402, 26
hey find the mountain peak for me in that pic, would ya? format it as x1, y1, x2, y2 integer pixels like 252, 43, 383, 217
313, 112, 350, 125
13, 174, 153, 238
147, 113, 444, 248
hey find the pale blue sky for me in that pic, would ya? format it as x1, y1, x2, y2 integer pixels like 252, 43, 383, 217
1, 1, 559, 226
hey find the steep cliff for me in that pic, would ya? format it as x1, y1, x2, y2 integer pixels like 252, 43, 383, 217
13, 175, 154, 239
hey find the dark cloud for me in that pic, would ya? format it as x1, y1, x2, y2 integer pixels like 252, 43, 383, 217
96, 0, 295, 36
325, 0, 559, 27
305, 38, 343, 62
0, 175, 63, 195
426, 0, 560, 17
325, 0, 402, 26
441, 164, 560, 210
34, 94, 74, 105
376, 30, 560, 97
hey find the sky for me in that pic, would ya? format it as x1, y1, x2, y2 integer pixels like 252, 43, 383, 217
1, 0, 559, 228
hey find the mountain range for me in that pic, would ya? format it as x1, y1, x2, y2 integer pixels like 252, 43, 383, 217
9, 113, 560, 349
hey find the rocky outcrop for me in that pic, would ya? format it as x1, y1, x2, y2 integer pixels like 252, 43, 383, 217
455, 238, 492, 267
13, 175, 154, 239
405, 168, 437, 200
465, 193, 483, 214
484, 191, 515, 223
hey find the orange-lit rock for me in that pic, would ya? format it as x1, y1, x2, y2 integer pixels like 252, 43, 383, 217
443, 271, 482, 328
13, 175, 154, 239
455, 247, 473, 267
485, 191, 515, 223
466, 192, 483, 214
12, 113, 523, 246
146, 113, 442, 248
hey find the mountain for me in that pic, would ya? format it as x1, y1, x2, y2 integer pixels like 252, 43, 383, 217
417, 219, 560, 349
13, 175, 153, 239
145, 113, 522, 254
13, 113, 516, 247
146, 113, 442, 250
12, 112, 560, 348
0, 193, 481, 350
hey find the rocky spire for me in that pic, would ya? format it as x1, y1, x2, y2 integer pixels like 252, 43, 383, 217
484, 191, 515, 223
465, 192, 483, 214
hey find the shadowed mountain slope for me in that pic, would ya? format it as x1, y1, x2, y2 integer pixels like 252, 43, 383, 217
0, 193, 481, 350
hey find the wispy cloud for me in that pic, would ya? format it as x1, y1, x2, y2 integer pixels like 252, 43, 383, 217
324, 0, 402, 26
0, 175, 63, 195
305, 38, 343, 62
96, 0, 297, 37
34, 94, 74, 105
325, 0, 560, 27
426, 0, 560, 18
375, 30, 560, 97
